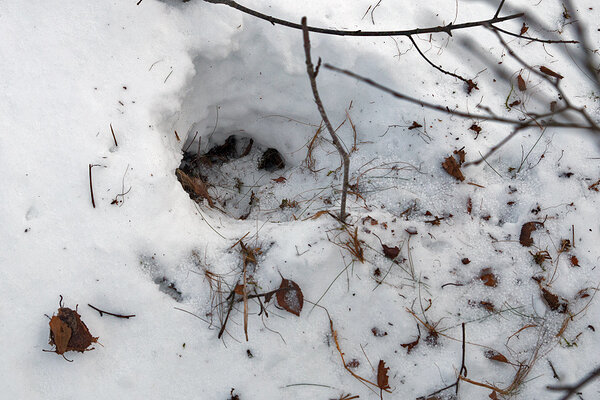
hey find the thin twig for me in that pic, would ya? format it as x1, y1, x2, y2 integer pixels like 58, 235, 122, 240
88, 164, 100, 208
302, 17, 349, 222
547, 365, 600, 400
408, 35, 471, 84
110, 123, 118, 147
88, 304, 135, 319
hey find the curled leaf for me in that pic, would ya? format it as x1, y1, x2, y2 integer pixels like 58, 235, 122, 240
517, 74, 527, 91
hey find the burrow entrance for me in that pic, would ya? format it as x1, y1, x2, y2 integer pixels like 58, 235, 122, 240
176, 133, 314, 220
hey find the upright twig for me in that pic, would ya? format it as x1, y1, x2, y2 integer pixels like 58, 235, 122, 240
302, 17, 349, 222
88, 164, 100, 208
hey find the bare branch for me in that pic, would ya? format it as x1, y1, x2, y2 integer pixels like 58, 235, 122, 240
323, 63, 588, 129
203, 0, 523, 37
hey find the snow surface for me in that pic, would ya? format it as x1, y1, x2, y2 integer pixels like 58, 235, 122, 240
2, 0, 600, 399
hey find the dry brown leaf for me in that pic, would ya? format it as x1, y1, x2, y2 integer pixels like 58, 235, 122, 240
49, 316, 72, 355
362, 216, 379, 225
176, 168, 214, 207
377, 360, 391, 391
517, 74, 527, 91
570, 255, 580, 267
466, 79, 479, 94
442, 155, 465, 181
372, 327, 388, 337
479, 301, 495, 312
276, 278, 304, 316
469, 124, 482, 134
271, 176, 286, 183
519, 221, 542, 247
408, 121, 422, 130
49, 304, 98, 355
479, 268, 498, 287
454, 148, 466, 165
540, 66, 564, 79
401, 331, 420, 354
382, 244, 400, 259
484, 350, 509, 363
520, 23, 529, 35
541, 287, 568, 313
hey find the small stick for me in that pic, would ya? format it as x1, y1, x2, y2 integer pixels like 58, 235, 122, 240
218, 283, 238, 339
88, 304, 135, 319
110, 124, 118, 147
88, 164, 100, 208
174, 130, 181, 142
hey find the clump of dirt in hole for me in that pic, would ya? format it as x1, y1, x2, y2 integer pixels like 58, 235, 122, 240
177, 134, 286, 218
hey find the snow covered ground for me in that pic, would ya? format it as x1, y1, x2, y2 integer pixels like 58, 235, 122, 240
1, 0, 599, 399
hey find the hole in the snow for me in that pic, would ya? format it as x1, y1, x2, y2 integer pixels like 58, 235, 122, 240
177, 134, 290, 220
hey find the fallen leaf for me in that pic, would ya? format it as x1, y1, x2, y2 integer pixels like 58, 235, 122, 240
176, 168, 214, 207
382, 244, 400, 259
540, 66, 564, 79
362, 216, 378, 225
466, 79, 479, 94
401, 330, 421, 354
276, 278, 304, 316
372, 327, 388, 337
461, 258, 471, 265
517, 74, 527, 91
49, 316, 72, 355
309, 210, 331, 220
520, 23, 529, 35
48, 302, 98, 356
520, 221, 542, 247
408, 121, 422, 130
234, 284, 245, 296
469, 124, 482, 134
570, 255, 580, 267
509, 100, 521, 107
377, 360, 391, 391
541, 287, 568, 313
453, 148, 466, 165
484, 350, 509, 363
479, 301, 495, 312
479, 268, 498, 287
271, 176, 286, 183
442, 155, 465, 181
490, 390, 499, 399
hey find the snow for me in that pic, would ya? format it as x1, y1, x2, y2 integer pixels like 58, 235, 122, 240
2, 0, 599, 399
